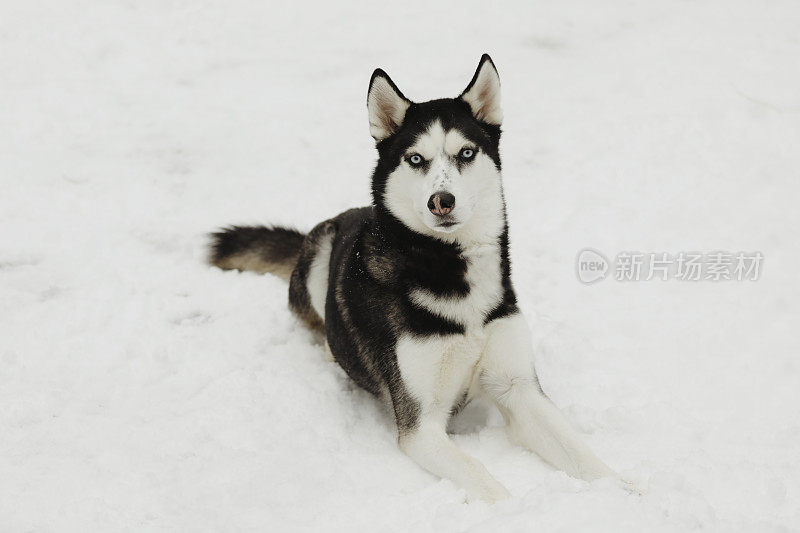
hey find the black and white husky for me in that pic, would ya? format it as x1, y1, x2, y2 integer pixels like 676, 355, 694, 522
209, 55, 619, 502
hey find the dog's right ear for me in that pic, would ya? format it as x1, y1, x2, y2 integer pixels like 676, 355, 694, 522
367, 69, 411, 141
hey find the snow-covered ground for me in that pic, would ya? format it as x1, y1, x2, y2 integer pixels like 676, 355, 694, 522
2, 1, 799, 531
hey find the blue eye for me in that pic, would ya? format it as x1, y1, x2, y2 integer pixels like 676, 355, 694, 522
408, 154, 424, 166
459, 148, 476, 160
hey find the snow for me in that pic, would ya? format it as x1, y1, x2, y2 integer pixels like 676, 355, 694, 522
2, 1, 799, 531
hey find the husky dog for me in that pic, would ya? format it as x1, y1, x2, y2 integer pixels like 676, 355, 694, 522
209, 55, 618, 502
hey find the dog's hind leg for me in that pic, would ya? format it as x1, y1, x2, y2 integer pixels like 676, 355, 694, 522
288, 220, 336, 337
479, 313, 617, 482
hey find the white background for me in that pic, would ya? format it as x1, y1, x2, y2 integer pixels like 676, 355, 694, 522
2, 1, 799, 531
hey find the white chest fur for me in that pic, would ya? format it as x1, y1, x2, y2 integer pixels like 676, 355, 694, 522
395, 330, 488, 419
408, 242, 503, 331
398, 242, 504, 417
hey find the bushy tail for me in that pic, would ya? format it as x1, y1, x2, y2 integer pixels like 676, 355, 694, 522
208, 225, 305, 282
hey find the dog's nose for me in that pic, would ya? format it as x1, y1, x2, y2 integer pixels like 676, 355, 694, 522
427, 192, 455, 216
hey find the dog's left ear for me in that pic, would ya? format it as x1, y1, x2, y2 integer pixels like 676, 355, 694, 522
367, 69, 411, 141
459, 54, 502, 126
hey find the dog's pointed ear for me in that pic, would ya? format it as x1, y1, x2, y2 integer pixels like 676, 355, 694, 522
367, 69, 411, 141
459, 54, 502, 126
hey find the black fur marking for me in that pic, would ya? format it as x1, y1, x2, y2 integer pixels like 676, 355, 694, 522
484, 225, 519, 325
405, 303, 465, 336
